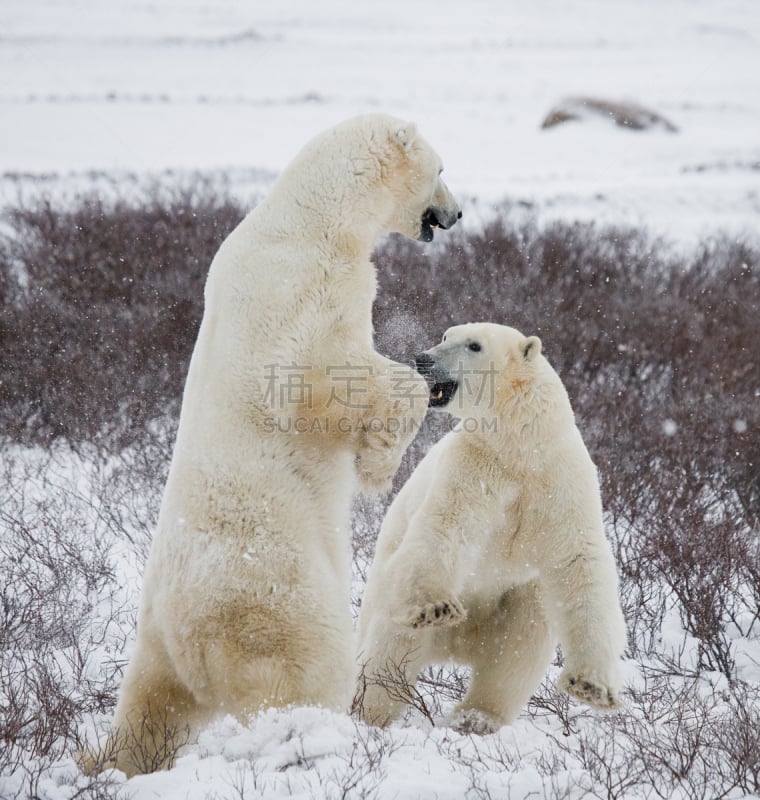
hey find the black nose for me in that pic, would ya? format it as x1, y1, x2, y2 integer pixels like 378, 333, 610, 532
457, 210, 463, 219
415, 353, 435, 376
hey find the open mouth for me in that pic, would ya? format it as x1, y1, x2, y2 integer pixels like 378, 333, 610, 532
418, 208, 440, 242
418, 205, 461, 242
429, 380, 458, 407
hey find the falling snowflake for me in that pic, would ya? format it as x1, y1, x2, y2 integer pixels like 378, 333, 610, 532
662, 419, 678, 436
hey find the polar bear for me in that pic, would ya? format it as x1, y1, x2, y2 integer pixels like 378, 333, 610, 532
95, 114, 460, 776
356, 323, 626, 733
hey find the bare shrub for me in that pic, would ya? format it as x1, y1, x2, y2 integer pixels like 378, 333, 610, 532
0, 452, 117, 793
0, 184, 245, 450
353, 654, 437, 725
527, 671, 578, 738
353, 651, 469, 730
0, 439, 166, 796
416, 664, 468, 715
322, 722, 400, 800
554, 677, 760, 800
79, 705, 192, 778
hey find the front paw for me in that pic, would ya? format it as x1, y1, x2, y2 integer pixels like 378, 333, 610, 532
356, 442, 401, 494
356, 430, 403, 494
406, 598, 466, 629
356, 465, 394, 495
558, 668, 621, 710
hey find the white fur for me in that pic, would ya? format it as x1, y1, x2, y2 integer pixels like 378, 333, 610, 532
104, 114, 459, 776
357, 323, 627, 732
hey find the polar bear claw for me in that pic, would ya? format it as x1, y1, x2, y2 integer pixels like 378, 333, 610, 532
408, 599, 466, 629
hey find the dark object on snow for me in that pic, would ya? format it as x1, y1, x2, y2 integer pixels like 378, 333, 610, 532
541, 96, 678, 132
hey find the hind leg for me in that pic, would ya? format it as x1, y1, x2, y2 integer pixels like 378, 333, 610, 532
446, 582, 554, 733
79, 646, 205, 777
84, 634, 204, 777
111, 643, 204, 776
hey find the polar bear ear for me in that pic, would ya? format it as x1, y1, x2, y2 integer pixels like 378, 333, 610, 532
394, 123, 417, 150
521, 336, 542, 361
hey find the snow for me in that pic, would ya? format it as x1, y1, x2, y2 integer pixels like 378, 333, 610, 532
1, 0, 759, 241
17, 705, 601, 799
1, 2, 759, 798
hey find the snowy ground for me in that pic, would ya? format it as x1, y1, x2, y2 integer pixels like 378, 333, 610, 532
1, 0, 759, 241
1, 2, 759, 799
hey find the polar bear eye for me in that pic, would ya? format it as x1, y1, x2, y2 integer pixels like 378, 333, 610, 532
468, 342, 482, 352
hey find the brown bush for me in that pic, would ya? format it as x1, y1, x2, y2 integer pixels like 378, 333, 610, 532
0, 184, 244, 450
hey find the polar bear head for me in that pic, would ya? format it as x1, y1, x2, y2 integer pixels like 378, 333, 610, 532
378, 118, 462, 242
286, 114, 461, 244
415, 323, 564, 421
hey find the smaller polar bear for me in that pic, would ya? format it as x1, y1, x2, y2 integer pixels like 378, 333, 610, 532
357, 323, 626, 732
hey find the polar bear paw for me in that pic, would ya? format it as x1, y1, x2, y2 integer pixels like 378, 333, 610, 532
446, 707, 501, 736
559, 669, 621, 710
407, 598, 466, 629
356, 428, 404, 492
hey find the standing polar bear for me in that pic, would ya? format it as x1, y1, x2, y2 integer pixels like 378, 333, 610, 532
357, 323, 626, 732
100, 114, 460, 776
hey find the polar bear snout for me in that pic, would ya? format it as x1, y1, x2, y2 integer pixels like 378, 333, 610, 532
429, 204, 462, 230
415, 352, 459, 408
414, 352, 436, 376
